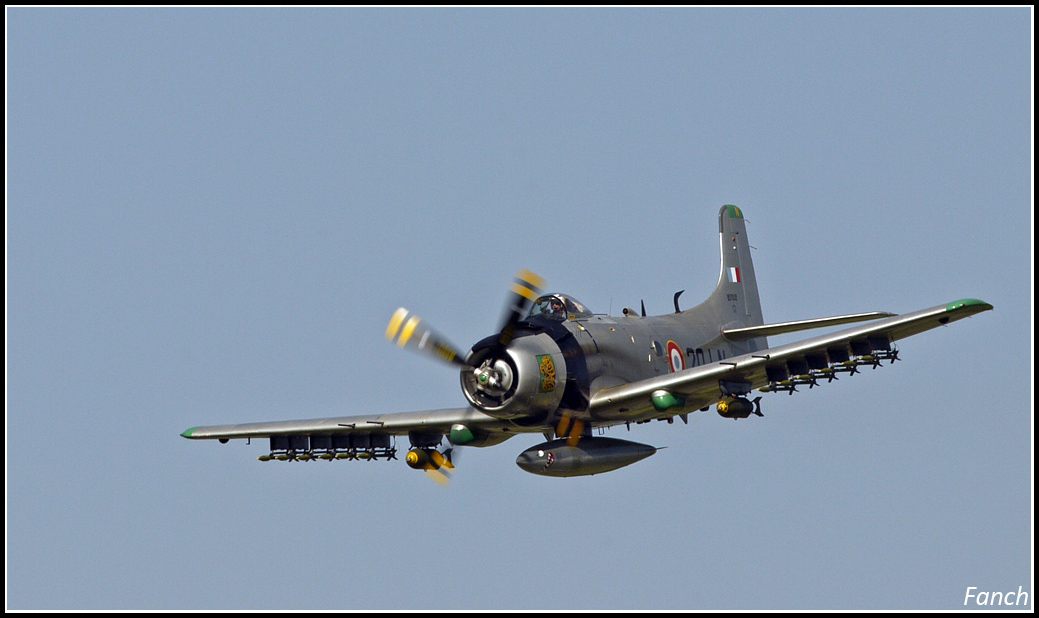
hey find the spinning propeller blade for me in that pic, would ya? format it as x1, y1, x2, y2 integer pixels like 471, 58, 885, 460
386, 269, 545, 368
497, 269, 545, 348
385, 308, 468, 367
556, 411, 585, 447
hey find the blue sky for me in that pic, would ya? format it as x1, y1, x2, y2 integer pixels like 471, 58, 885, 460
7, 7, 1032, 610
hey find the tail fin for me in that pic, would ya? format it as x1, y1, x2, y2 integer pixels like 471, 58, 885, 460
702, 205, 765, 333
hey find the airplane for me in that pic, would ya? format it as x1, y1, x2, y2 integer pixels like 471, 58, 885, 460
181, 205, 993, 483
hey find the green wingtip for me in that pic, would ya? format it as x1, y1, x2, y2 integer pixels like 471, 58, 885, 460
724, 204, 743, 219
946, 298, 993, 312
181, 427, 198, 438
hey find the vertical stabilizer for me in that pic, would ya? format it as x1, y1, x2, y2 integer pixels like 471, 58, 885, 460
689, 205, 766, 349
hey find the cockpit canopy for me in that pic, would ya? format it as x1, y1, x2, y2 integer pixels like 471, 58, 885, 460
527, 294, 593, 322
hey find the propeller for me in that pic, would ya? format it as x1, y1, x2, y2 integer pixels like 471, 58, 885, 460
386, 269, 546, 368
496, 269, 546, 349
387, 269, 546, 485
385, 307, 469, 367
555, 411, 586, 448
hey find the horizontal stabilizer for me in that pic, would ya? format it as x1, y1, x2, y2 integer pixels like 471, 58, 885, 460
722, 311, 896, 341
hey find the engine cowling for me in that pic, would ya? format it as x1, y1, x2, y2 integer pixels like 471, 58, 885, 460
460, 333, 567, 420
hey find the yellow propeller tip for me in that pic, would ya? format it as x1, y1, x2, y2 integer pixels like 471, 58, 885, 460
386, 307, 409, 340
517, 269, 546, 290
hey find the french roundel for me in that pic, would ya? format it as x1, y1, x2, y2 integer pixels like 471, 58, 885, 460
666, 341, 685, 373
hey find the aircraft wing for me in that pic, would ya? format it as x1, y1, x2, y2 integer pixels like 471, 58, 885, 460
181, 406, 524, 447
588, 299, 993, 419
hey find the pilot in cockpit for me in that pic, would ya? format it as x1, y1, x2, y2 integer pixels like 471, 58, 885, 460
529, 294, 591, 322
529, 294, 569, 322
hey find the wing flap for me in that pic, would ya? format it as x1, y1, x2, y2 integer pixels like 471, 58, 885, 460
589, 299, 992, 418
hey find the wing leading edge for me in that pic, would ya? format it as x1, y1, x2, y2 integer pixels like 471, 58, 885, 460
181, 406, 526, 445
589, 298, 993, 419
